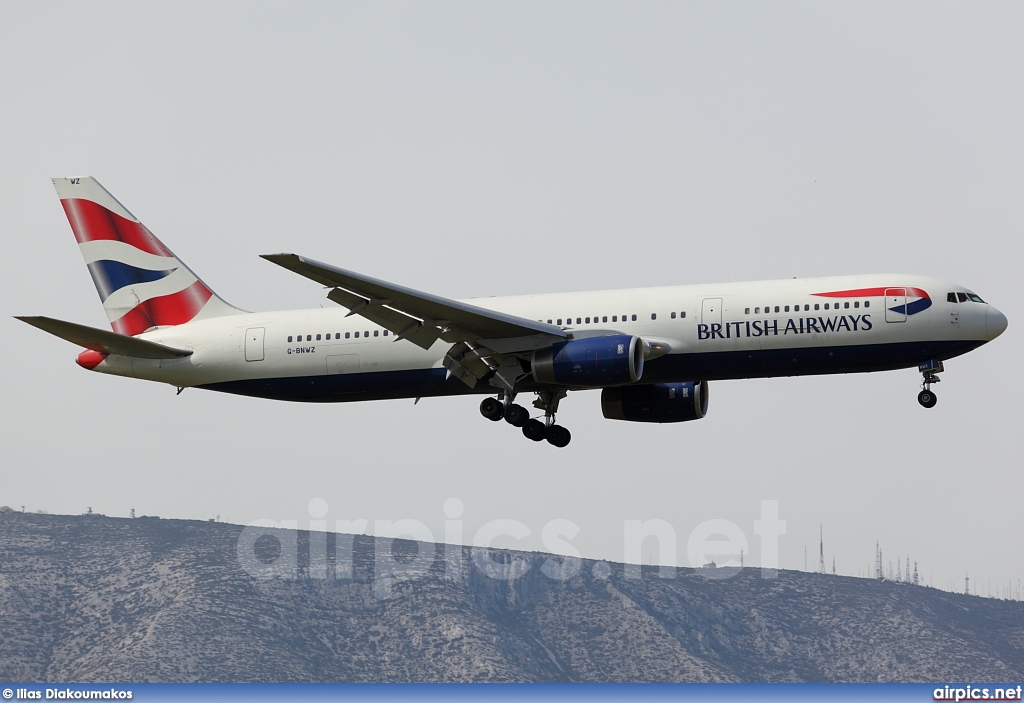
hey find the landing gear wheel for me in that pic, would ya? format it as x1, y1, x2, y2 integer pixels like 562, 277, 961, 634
546, 425, 571, 448
522, 419, 547, 441
504, 403, 529, 427
918, 390, 937, 409
480, 397, 504, 421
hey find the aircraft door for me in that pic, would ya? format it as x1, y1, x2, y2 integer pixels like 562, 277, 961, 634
245, 327, 265, 361
702, 298, 723, 326
884, 288, 907, 323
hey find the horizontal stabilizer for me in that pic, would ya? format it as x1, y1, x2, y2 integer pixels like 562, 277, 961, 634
15, 316, 193, 359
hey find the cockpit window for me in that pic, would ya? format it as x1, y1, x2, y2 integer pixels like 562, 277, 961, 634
957, 292, 968, 303
947, 293, 958, 303
967, 293, 985, 303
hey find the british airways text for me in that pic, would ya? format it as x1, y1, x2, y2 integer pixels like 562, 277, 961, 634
697, 314, 872, 341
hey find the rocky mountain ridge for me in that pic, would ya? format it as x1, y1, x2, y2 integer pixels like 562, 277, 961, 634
1, 511, 1021, 682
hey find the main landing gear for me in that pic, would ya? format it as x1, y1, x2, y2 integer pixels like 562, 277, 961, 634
479, 391, 571, 447
917, 359, 943, 409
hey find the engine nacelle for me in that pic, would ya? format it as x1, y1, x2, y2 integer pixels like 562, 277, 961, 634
601, 381, 709, 423
531, 335, 644, 387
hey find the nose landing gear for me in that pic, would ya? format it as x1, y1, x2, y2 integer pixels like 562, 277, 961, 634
917, 360, 943, 408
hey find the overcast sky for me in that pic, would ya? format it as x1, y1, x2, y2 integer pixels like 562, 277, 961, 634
2, 2, 1021, 596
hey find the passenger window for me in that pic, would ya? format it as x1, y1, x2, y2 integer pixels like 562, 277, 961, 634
680, 311, 686, 318
651, 313, 657, 320
854, 301, 860, 308
383, 330, 388, 336
754, 307, 760, 314
547, 319, 552, 324
365, 331, 370, 337
865, 301, 870, 308
287, 336, 293, 342
355, 332, 359, 338
672, 312, 677, 318
602, 316, 608, 323
345, 332, 350, 339
306, 335, 312, 341
844, 302, 850, 309
804, 304, 809, 311
742, 309, 747, 315
557, 319, 562, 325
632, 314, 637, 321
957, 293, 968, 303
824, 303, 829, 310
577, 318, 582, 324
611, 316, 617, 322
814, 304, 819, 311
774, 306, 780, 313
374, 330, 379, 337
585, 317, 590, 324
316, 334, 321, 340
784, 306, 790, 312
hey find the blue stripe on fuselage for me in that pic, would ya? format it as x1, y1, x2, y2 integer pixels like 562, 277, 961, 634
887, 297, 933, 317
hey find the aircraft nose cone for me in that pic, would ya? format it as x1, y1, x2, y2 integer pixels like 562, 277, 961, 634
987, 306, 1008, 340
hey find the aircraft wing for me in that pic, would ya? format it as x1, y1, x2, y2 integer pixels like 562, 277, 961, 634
261, 254, 566, 352
15, 316, 193, 359
262, 254, 568, 390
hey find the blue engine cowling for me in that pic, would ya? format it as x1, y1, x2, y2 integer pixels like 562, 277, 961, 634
601, 381, 709, 423
531, 335, 644, 387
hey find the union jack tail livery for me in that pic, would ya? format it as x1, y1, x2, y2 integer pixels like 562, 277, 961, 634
53, 177, 242, 336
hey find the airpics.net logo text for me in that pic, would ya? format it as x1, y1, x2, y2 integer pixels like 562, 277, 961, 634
934, 684, 1023, 701
234, 499, 787, 599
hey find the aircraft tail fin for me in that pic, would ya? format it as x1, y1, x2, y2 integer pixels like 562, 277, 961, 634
52, 177, 244, 336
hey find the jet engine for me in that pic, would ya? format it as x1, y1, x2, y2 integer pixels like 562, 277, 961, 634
531, 334, 644, 387
601, 381, 709, 423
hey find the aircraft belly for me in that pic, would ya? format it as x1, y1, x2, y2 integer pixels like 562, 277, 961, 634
197, 366, 474, 403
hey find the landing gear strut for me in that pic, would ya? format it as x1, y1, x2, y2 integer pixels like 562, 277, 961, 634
527, 391, 571, 448
479, 390, 571, 447
917, 359, 943, 409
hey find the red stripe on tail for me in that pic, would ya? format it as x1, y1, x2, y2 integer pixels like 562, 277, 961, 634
110, 280, 214, 336
61, 198, 174, 257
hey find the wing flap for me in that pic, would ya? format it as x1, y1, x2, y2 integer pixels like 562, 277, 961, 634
325, 287, 441, 350
15, 316, 193, 359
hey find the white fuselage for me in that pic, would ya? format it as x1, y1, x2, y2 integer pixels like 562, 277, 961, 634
84, 273, 1004, 403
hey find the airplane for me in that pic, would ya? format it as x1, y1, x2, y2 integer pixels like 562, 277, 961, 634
17, 177, 1008, 448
